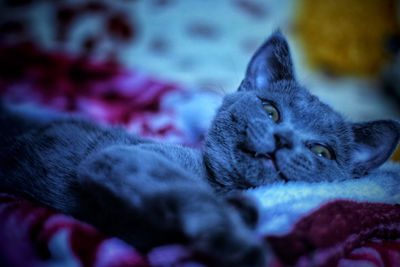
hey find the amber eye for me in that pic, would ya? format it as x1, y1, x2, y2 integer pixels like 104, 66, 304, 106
310, 144, 334, 160
262, 101, 280, 122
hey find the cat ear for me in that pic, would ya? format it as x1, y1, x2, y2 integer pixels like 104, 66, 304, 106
243, 30, 295, 90
351, 120, 400, 177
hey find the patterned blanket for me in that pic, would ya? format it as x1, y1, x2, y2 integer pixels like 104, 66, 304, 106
1, 45, 400, 267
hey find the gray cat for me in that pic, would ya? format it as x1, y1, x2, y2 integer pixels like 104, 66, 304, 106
1, 32, 399, 267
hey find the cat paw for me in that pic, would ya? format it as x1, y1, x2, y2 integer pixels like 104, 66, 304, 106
178, 194, 268, 267
143, 188, 268, 267
224, 192, 260, 229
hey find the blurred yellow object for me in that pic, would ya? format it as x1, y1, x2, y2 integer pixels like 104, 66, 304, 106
392, 147, 400, 162
294, 0, 400, 76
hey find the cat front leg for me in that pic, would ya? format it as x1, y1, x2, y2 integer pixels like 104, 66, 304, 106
76, 145, 267, 267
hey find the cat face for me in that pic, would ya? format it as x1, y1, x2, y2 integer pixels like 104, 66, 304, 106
205, 31, 400, 190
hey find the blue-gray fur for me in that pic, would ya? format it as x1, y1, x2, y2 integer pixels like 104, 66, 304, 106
1, 31, 399, 267
205, 31, 400, 192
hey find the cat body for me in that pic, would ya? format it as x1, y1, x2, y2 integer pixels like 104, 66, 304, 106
1, 32, 399, 267
1, 106, 263, 267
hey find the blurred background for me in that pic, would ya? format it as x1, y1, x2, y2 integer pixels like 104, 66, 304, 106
0, 0, 399, 157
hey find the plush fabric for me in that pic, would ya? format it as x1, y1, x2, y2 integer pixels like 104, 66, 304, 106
249, 163, 400, 266
0, 45, 399, 267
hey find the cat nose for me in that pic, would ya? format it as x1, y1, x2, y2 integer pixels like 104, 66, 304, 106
274, 132, 293, 149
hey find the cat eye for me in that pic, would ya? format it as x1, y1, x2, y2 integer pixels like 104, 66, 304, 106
261, 101, 280, 122
309, 143, 334, 160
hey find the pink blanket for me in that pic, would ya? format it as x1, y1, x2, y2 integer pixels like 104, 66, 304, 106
1, 45, 399, 267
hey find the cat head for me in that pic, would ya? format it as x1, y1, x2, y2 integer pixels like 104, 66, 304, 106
205, 31, 400, 191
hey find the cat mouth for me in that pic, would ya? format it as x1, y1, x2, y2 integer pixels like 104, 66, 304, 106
253, 152, 289, 182
240, 148, 289, 182
254, 152, 276, 170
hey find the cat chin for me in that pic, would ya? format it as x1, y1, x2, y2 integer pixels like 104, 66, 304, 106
234, 150, 286, 187
243, 168, 283, 188
236, 146, 289, 183
253, 154, 290, 182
